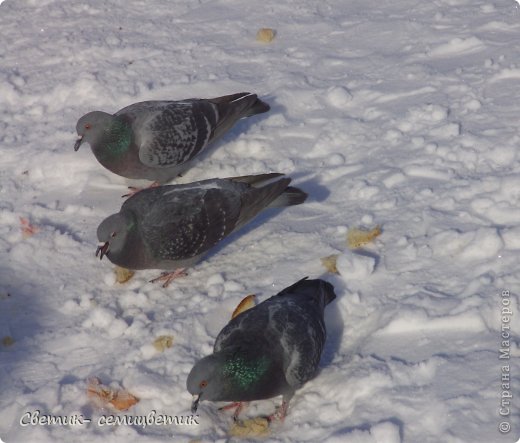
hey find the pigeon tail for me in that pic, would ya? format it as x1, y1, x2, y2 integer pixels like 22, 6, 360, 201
320, 280, 337, 305
234, 176, 292, 230
277, 277, 337, 305
210, 92, 270, 117
230, 173, 285, 186
210, 94, 269, 140
209, 92, 252, 104
242, 96, 270, 117
268, 186, 308, 207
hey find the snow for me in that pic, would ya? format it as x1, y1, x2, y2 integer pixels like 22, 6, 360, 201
1, 0, 520, 442
336, 251, 376, 280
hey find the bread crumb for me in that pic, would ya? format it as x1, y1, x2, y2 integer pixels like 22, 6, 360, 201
321, 254, 339, 274
115, 266, 135, 284
347, 225, 381, 249
153, 335, 174, 352
232, 294, 256, 319
256, 28, 275, 43
230, 417, 270, 437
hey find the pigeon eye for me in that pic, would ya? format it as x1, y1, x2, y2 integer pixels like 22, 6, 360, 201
199, 380, 208, 389
110, 232, 117, 238
84, 123, 91, 130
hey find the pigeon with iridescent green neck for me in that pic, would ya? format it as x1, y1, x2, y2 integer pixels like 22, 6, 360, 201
74, 92, 270, 183
187, 278, 336, 422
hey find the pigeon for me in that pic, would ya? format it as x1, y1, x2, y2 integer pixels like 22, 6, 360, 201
74, 92, 270, 183
96, 173, 307, 287
187, 277, 336, 421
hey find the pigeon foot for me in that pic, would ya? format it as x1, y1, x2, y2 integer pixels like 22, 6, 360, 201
266, 401, 288, 423
122, 181, 160, 198
149, 268, 187, 288
219, 402, 249, 421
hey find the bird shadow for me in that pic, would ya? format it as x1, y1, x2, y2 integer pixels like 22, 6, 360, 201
0, 263, 50, 411
260, 94, 286, 116
352, 248, 381, 271
330, 417, 405, 442
318, 272, 347, 368
199, 205, 288, 264
38, 217, 84, 243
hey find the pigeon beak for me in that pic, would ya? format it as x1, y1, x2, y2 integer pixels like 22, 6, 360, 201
191, 394, 201, 413
74, 135, 83, 151
96, 241, 110, 260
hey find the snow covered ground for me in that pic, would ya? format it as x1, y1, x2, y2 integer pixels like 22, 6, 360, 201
1, 0, 520, 442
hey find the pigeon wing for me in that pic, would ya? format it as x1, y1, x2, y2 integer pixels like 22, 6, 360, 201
214, 305, 269, 353
140, 187, 241, 261
274, 299, 326, 388
136, 101, 218, 168
214, 297, 324, 388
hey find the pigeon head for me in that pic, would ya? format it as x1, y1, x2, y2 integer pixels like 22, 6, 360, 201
74, 111, 114, 152
187, 354, 227, 413
96, 212, 136, 261
187, 349, 273, 413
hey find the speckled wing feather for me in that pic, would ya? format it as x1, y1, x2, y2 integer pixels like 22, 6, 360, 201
214, 305, 270, 353
214, 286, 327, 389
122, 100, 218, 168
271, 299, 326, 388
137, 186, 241, 261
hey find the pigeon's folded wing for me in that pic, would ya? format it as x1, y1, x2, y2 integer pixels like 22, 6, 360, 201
136, 102, 217, 168
140, 188, 241, 260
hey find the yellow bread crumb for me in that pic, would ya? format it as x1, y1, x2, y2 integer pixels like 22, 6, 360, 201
256, 28, 275, 43
115, 266, 135, 284
347, 225, 381, 249
87, 377, 139, 411
232, 294, 256, 319
320, 254, 339, 274
153, 335, 174, 352
229, 417, 270, 437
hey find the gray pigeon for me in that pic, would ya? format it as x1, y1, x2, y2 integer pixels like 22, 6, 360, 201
187, 278, 336, 421
74, 93, 270, 183
96, 173, 307, 286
